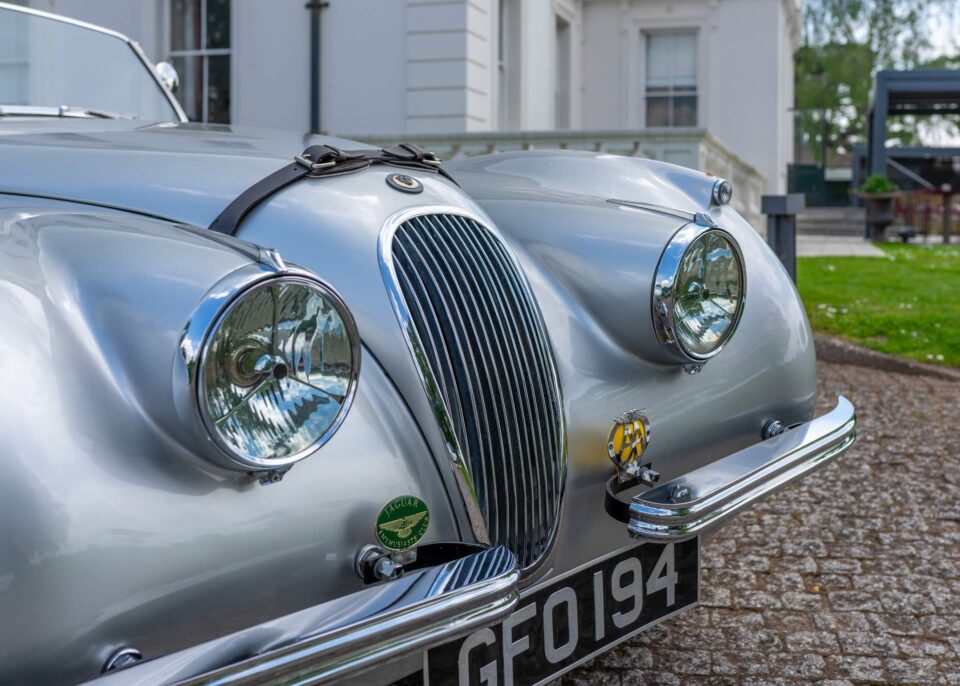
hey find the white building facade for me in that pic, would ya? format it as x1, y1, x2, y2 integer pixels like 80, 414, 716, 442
17, 0, 800, 221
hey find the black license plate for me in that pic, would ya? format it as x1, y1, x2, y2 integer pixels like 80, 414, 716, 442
427, 539, 699, 686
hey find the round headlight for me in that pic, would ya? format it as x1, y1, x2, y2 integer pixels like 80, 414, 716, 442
196, 274, 359, 469
653, 225, 745, 365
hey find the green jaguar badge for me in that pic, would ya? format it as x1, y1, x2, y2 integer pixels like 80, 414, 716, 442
376, 495, 430, 551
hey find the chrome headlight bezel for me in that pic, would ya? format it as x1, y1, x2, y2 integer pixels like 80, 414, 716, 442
180, 261, 360, 471
712, 178, 733, 206
652, 222, 746, 367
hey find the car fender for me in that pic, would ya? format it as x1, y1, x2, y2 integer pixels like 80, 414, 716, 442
0, 205, 457, 684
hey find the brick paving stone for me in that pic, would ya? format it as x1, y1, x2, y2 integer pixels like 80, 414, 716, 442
830, 591, 884, 612
883, 657, 938, 684
771, 652, 827, 679
827, 656, 886, 681
784, 630, 840, 653
558, 361, 960, 685
838, 631, 899, 656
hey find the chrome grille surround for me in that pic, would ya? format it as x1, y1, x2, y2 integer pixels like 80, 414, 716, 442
378, 207, 566, 571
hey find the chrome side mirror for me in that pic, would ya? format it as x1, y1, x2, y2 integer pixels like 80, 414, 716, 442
155, 61, 179, 93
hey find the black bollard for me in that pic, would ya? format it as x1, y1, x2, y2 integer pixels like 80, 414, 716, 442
762, 194, 805, 283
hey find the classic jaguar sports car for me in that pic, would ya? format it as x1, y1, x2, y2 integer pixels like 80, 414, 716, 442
0, 4, 857, 685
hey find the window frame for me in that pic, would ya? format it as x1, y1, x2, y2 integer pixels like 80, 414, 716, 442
162, 0, 232, 123
641, 29, 700, 129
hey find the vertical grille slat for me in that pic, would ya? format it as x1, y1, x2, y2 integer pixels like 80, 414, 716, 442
449, 214, 544, 561
386, 213, 565, 569
464, 217, 556, 554
423, 215, 524, 551
395, 239, 495, 522
408, 217, 506, 539
481, 218, 565, 512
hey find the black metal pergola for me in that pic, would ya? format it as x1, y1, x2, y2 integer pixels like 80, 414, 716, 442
867, 69, 960, 176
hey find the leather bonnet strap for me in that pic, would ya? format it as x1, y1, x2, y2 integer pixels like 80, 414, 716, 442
208, 143, 453, 235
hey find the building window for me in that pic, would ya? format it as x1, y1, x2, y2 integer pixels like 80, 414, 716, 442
168, 0, 231, 123
645, 32, 697, 127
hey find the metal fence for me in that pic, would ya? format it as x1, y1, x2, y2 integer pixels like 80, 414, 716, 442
893, 190, 960, 240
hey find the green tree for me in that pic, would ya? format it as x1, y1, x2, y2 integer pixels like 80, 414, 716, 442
796, 0, 957, 163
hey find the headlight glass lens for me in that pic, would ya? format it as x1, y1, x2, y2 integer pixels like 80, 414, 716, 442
200, 277, 357, 466
673, 231, 743, 357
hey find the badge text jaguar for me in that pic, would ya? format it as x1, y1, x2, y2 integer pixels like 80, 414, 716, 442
375, 495, 430, 551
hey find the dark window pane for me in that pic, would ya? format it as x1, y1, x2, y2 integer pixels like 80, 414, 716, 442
172, 54, 202, 120
206, 0, 230, 49
170, 0, 201, 51
646, 96, 669, 127
674, 96, 697, 126
207, 54, 230, 123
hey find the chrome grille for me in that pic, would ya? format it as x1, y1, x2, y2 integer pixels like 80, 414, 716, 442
385, 212, 565, 569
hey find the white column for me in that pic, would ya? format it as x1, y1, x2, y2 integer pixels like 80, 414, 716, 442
405, 0, 495, 134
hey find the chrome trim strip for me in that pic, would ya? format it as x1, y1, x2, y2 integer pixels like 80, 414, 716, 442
628, 396, 857, 542
606, 198, 698, 222
88, 547, 520, 686
128, 40, 190, 123
0, 1, 129, 39
0, 105, 135, 119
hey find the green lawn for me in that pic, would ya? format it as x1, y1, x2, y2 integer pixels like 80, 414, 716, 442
797, 243, 960, 367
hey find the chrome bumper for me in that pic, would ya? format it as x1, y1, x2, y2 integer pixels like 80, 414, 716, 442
90, 546, 518, 686
629, 396, 856, 542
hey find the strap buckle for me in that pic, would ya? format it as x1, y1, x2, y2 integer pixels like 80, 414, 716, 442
384, 143, 443, 167
294, 154, 338, 172
295, 144, 343, 173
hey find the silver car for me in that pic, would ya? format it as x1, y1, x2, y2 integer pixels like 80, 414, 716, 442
0, 4, 856, 685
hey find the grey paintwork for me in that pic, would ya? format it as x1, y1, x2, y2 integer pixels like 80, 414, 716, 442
0, 204, 461, 684
0, 7, 825, 684
0, 118, 816, 681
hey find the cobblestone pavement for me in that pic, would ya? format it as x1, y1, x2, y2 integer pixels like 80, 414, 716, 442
560, 361, 960, 685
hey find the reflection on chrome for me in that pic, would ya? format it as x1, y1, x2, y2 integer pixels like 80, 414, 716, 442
652, 224, 746, 366
673, 231, 743, 357
201, 277, 357, 467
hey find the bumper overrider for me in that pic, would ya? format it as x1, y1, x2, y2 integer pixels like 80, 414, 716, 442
93, 398, 854, 685
608, 396, 857, 542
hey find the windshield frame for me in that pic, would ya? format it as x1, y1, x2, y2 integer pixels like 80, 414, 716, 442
0, 1, 188, 123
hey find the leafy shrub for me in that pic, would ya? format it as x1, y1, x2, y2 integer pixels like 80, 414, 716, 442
859, 174, 899, 194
